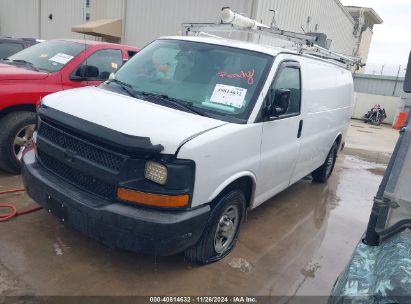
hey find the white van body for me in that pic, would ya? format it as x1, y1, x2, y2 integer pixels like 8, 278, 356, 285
40, 36, 353, 208
23, 36, 354, 263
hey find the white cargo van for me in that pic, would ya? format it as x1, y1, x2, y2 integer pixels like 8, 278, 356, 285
22, 14, 354, 264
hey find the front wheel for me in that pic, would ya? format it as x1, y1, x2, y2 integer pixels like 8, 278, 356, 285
0, 111, 36, 174
311, 142, 338, 183
184, 190, 246, 265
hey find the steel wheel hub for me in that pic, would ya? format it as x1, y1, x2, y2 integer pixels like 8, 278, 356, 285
214, 205, 239, 254
13, 124, 36, 161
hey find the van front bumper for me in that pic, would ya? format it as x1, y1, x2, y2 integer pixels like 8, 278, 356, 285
22, 150, 210, 256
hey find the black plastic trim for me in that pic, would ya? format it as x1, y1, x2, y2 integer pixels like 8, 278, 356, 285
35, 111, 196, 209
365, 112, 409, 245
403, 51, 411, 93
38, 105, 164, 154
22, 150, 210, 256
119, 156, 196, 210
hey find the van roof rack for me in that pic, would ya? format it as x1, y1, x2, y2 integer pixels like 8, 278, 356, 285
182, 8, 362, 70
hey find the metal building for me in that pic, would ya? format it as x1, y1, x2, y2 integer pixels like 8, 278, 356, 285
352, 74, 411, 124
0, 0, 382, 62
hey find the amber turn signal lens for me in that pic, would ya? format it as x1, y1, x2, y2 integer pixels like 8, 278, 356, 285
117, 188, 189, 208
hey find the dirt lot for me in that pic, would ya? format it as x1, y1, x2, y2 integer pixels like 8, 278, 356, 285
0, 120, 398, 299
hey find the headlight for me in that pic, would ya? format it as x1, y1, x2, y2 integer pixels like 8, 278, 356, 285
144, 161, 168, 185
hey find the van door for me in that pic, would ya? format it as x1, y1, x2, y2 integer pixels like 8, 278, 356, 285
257, 61, 303, 201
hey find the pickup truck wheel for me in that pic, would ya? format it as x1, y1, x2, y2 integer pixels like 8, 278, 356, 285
184, 190, 246, 265
0, 111, 36, 174
311, 142, 338, 183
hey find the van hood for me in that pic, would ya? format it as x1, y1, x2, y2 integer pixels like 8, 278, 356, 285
42, 86, 228, 154
0, 63, 49, 80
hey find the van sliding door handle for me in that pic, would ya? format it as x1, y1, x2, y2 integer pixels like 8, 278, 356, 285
297, 120, 303, 138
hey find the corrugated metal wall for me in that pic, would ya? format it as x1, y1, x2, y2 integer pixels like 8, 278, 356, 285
253, 0, 357, 55
0, 0, 40, 38
351, 93, 403, 124
90, 0, 123, 20
123, 0, 252, 47
352, 74, 410, 125
122, 0, 358, 54
353, 74, 410, 98
39, 0, 85, 39
0, 0, 359, 56
0, 0, 87, 40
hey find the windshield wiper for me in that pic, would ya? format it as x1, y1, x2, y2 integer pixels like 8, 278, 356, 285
107, 79, 139, 98
9, 59, 40, 71
106, 82, 209, 117
139, 91, 209, 117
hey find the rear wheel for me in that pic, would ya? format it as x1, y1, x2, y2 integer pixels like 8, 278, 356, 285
0, 111, 36, 174
312, 142, 338, 183
370, 115, 382, 126
184, 190, 246, 265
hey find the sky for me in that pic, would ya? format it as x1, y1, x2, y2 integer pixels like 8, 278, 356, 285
340, 0, 410, 76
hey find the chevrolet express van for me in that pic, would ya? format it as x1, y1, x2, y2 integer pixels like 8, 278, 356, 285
22, 35, 354, 264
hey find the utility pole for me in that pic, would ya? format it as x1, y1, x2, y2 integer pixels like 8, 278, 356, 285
380, 65, 384, 75
392, 65, 401, 96
38, 0, 42, 39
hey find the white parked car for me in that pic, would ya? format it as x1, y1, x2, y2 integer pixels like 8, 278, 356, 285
22, 34, 353, 264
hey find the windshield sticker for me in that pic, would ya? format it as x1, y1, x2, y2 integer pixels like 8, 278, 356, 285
49, 53, 74, 65
210, 84, 247, 109
217, 69, 255, 85
111, 62, 118, 69
39, 53, 48, 58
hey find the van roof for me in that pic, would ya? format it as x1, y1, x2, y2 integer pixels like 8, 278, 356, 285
160, 36, 295, 57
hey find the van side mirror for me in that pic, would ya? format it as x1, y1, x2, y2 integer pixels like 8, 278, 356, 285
404, 51, 411, 93
265, 88, 291, 117
70, 65, 100, 81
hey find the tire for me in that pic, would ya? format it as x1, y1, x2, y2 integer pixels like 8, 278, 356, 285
184, 190, 246, 265
371, 119, 382, 126
0, 111, 37, 174
370, 114, 380, 126
312, 142, 338, 183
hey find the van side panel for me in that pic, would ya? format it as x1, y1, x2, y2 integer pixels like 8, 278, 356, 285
290, 57, 353, 184
178, 55, 353, 209
177, 123, 263, 208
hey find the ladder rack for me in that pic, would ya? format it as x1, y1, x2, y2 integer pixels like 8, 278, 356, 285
181, 9, 362, 70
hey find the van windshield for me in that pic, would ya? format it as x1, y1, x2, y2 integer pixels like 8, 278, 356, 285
112, 39, 272, 122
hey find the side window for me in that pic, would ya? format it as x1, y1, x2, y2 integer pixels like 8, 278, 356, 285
271, 66, 301, 115
127, 50, 138, 58
74, 49, 123, 80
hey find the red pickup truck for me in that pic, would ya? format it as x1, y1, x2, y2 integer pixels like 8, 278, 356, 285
0, 39, 139, 173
